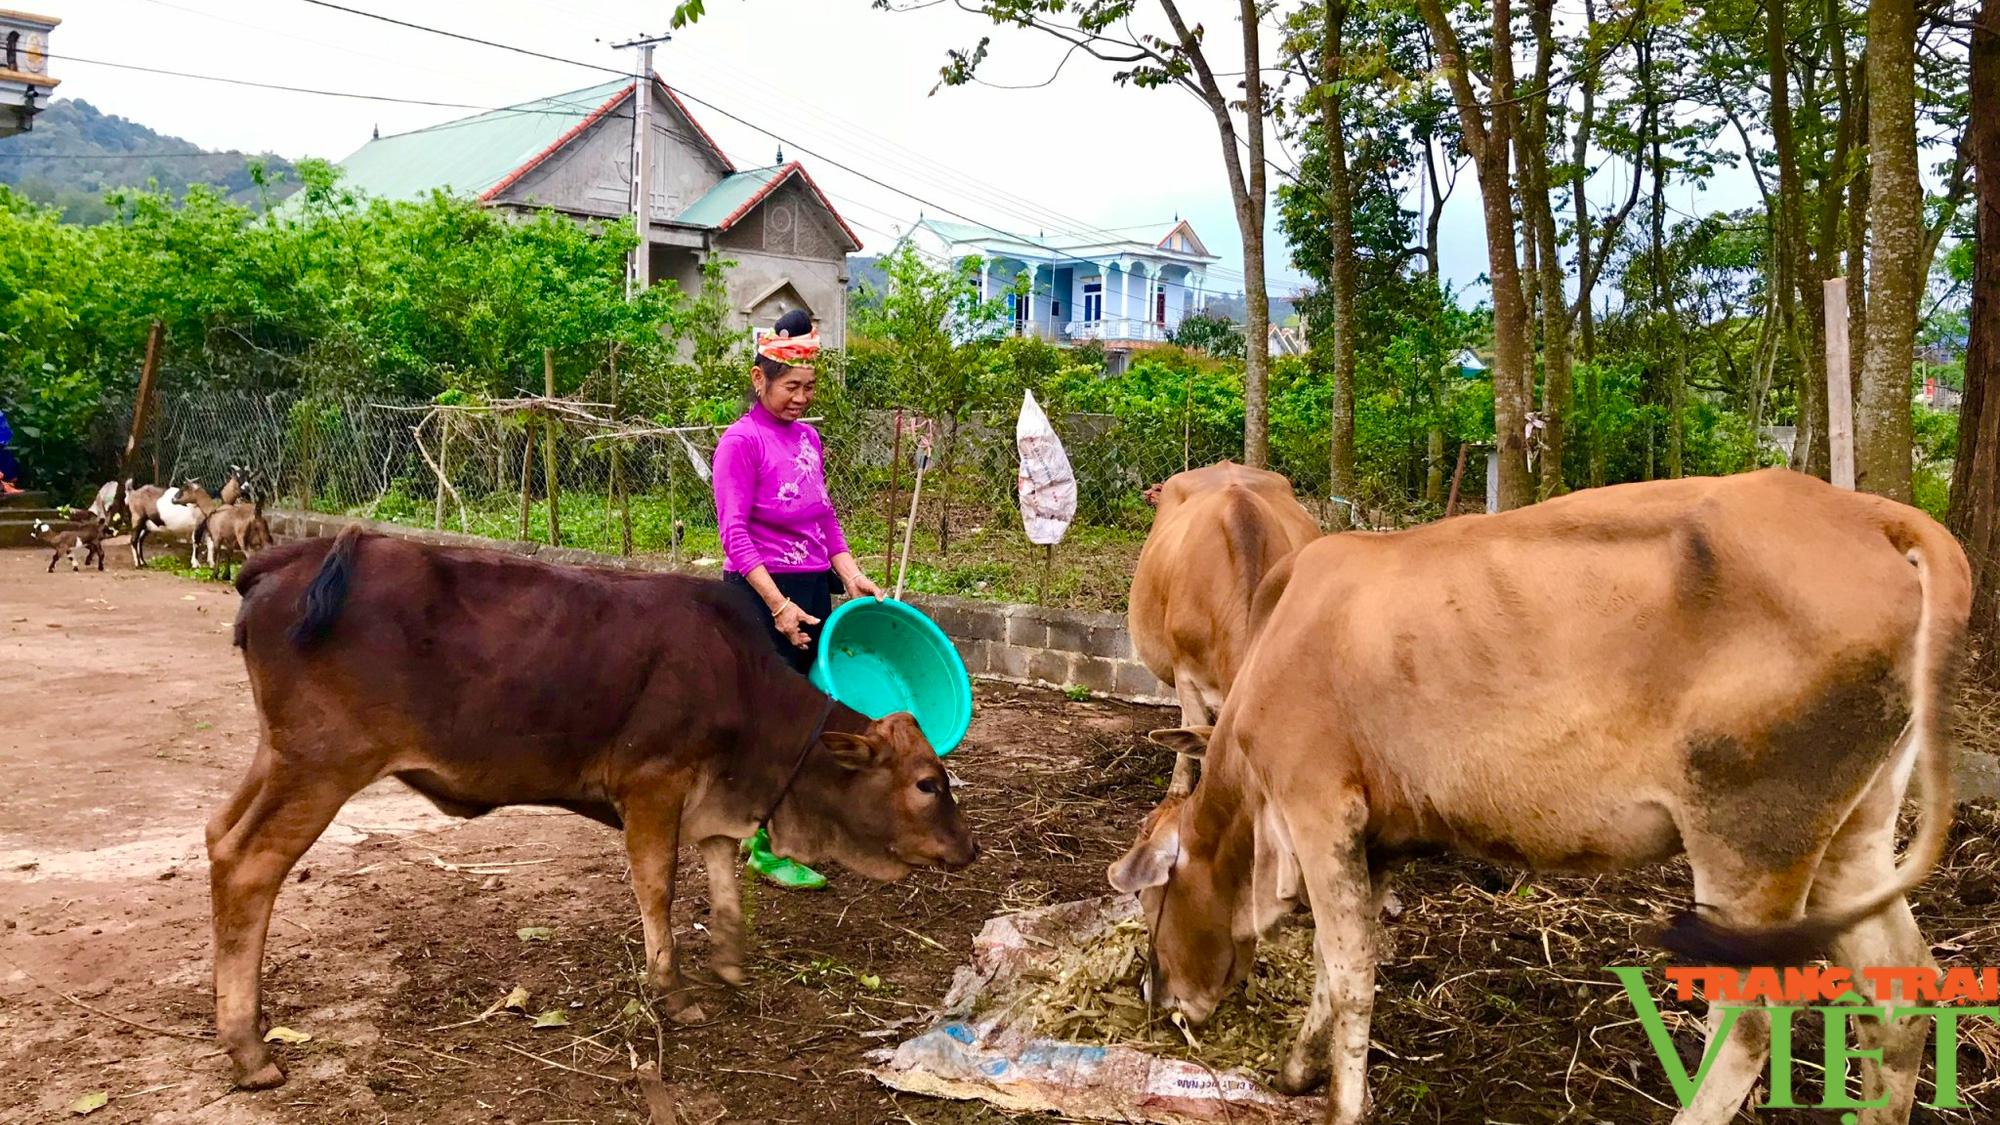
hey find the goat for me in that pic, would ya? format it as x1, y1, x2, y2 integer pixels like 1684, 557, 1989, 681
125, 479, 217, 568
196, 491, 273, 581
33, 512, 111, 573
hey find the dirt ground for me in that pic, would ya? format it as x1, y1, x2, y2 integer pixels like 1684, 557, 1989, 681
3, 545, 1998, 1125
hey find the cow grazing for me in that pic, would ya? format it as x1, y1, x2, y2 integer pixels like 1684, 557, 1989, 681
1129, 462, 1320, 792
1109, 469, 1969, 1125
124, 479, 217, 567
214, 528, 977, 1089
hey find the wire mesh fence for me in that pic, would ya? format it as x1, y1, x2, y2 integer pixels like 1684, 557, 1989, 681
146, 389, 1465, 611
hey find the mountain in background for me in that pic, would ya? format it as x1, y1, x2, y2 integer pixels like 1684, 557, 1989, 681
0, 99, 300, 223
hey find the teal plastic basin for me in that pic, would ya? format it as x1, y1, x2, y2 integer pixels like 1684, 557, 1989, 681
810, 598, 972, 757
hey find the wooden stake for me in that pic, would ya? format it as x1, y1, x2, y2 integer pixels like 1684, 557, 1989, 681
610, 346, 632, 556
433, 417, 450, 530
883, 409, 904, 578
1445, 442, 1470, 516
120, 321, 165, 486
1824, 277, 1856, 490
518, 424, 533, 542
1039, 543, 1054, 604
543, 348, 562, 545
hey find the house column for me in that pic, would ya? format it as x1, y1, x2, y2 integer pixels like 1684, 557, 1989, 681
980, 259, 990, 303
1113, 263, 1126, 331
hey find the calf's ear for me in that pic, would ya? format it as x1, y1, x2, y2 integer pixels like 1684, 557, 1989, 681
822, 731, 882, 771
1107, 820, 1181, 894
1147, 727, 1213, 761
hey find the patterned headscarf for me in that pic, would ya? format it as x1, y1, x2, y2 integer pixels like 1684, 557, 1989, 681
755, 328, 821, 367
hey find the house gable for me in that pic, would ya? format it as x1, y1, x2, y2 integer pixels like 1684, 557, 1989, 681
491, 79, 733, 224
713, 174, 859, 260
1157, 219, 1212, 258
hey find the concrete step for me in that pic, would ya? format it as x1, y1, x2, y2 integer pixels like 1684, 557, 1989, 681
0, 490, 51, 509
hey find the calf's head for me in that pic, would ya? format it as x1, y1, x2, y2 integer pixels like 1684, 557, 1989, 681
780, 710, 977, 880
1108, 728, 1275, 1026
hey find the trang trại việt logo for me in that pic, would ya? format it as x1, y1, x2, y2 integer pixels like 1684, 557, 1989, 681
1609, 965, 1999, 1117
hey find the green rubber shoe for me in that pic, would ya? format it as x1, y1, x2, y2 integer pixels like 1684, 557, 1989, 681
743, 827, 827, 890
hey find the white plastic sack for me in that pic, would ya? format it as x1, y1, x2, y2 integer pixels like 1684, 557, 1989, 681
870, 896, 1322, 1123
1015, 390, 1076, 546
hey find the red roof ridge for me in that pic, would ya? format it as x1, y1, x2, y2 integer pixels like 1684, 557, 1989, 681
480, 83, 633, 202
713, 161, 862, 253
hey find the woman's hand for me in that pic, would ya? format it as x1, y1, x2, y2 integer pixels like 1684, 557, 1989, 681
773, 598, 821, 649
843, 571, 886, 602
833, 553, 886, 602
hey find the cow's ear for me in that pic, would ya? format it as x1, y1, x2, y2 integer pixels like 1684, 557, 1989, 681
821, 731, 881, 771
1147, 727, 1212, 761
1107, 820, 1180, 894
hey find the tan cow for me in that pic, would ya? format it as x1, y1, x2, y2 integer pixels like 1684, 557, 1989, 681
1109, 469, 1968, 1125
1129, 461, 1320, 792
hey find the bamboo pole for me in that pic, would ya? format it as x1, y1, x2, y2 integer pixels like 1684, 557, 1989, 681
543, 349, 562, 545
894, 449, 929, 600
883, 408, 904, 578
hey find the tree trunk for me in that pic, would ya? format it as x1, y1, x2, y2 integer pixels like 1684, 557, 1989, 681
1772, 0, 1831, 477
1236, 0, 1271, 468
1323, 0, 1358, 520
1417, 0, 1533, 509
1525, 0, 1569, 497
1948, 0, 1999, 665
1855, 0, 1917, 501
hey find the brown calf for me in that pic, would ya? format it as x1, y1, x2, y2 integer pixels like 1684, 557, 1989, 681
1128, 462, 1320, 792
216, 528, 977, 1089
1111, 470, 1970, 1125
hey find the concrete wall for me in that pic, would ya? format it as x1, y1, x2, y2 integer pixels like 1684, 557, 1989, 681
265, 511, 1172, 706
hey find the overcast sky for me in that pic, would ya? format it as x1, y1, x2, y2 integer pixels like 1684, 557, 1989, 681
32, 0, 1781, 306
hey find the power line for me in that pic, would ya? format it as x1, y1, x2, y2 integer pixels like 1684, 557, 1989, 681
33, 50, 592, 114
284, 0, 1240, 286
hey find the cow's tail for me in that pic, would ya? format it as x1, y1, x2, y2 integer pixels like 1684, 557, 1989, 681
287, 525, 365, 649
1661, 522, 1970, 967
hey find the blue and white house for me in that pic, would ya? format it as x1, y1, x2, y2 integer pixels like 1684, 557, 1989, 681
907, 217, 1219, 353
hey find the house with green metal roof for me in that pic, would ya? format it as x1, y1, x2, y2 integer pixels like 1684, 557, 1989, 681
334, 73, 862, 346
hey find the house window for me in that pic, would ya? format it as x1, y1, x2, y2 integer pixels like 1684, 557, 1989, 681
4, 32, 17, 71
1154, 285, 1168, 325
1081, 281, 1103, 324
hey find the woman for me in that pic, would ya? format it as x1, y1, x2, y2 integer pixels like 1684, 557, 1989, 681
713, 309, 883, 890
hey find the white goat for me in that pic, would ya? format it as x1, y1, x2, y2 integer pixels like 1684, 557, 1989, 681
124, 478, 217, 568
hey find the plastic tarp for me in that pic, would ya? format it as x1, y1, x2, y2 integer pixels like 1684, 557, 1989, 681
870, 895, 1322, 1123
1014, 390, 1076, 546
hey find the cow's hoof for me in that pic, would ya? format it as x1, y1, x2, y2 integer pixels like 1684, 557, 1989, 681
713, 961, 746, 987
669, 1002, 708, 1025
1275, 1053, 1328, 1096
230, 1055, 286, 1091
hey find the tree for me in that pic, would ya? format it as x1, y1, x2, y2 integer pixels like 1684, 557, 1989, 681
919, 0, 1279, 468
1414, 0, 1535, 509
1855, 0, 1921, 501
1947, 0, 1999, 665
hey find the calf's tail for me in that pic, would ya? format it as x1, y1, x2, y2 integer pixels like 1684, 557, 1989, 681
288, 525, 365, 649
1659, 524, 1970, 967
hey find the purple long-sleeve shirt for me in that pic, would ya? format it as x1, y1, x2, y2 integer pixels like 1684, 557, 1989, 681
712, 403, 851, 574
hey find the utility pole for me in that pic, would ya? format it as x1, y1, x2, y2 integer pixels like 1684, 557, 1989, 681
613, 33, 670, 297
